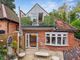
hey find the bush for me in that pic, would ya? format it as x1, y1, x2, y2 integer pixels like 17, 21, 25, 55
12, 41, 17, 49
71, 19, 80, 39
71, 19, 80, 29
74, 31, 80, 39
42, 16, 55, 26
21, 17, 32, 26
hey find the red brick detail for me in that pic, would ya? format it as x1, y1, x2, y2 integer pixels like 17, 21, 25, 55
23, 30, 80, 51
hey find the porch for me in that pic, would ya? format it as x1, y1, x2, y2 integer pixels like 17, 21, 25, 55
21, 48, 64, 60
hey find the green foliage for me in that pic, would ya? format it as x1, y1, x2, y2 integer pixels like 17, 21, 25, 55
21, 17, 32, 26
49, 1, 80, 23
71, 19, 80, 29
69, 11, 77, 23
58, 3, 67, 21
12, 40, 17, 49
74, 1, 80, 13
0, 54, 4, 60
71, 19, 80, 39
74, 32, 80, 39
49, 9, 60, 20
0, 0, 15, 11
49, 3, 68, 22
42, 16, 55, 26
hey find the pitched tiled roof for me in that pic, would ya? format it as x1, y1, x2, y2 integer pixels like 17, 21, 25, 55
20, 10, 26, 17
0, 3, 3, 18
26, 3, 48, 15
21, 20, 77, 31
55, 20, 77, 32
0, 3, 19, 23
63, 47, 80, 60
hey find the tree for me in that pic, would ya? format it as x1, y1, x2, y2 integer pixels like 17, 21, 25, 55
69, 11, 77, 23
71, 19, 80, 39
0, 0, 15, 11
49, 3, 68, 22
69, 1, 80, 23
42, 16, 55, 26
49, 9, 60, 20
58, 3, 68, 21
21, 17, 32, 26
71, 19, 80, 29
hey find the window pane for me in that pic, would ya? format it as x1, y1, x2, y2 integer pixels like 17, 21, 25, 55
46, 34, 50, 36
58, 34, 61, 36
52, 34, 55, 36
63, 37, 66, 44
57, 37, 61, 44
46, 37, 50, 44
63, 34, 67, 36
52, 37, 56, 44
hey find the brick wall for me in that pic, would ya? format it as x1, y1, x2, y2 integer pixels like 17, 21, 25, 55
0, 20, 18, 34
23, 30, 80, 51
9, 22, 18, 33
0, 20, 7, 34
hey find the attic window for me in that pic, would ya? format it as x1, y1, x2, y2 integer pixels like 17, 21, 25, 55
38, 13, 43, 22
45, 32, 68, 46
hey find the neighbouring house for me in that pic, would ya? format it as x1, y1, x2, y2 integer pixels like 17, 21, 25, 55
20, 10, 26, 17
21, 3, 79, 51
0, 3, 19, 34
26, 3, 48, 26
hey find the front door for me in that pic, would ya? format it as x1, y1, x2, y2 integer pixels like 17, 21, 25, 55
26, 33, 38, 48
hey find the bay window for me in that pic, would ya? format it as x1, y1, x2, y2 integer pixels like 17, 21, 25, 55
45, 32, 68, 46
46, 34, 50, 44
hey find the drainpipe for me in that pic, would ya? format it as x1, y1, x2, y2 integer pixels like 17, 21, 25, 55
7, 22, 9, 34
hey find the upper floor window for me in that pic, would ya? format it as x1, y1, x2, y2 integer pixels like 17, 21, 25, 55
45, 32, 68, 46
38, 13, 43, 22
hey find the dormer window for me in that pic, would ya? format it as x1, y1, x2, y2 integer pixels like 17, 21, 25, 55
38, 13, 43, 22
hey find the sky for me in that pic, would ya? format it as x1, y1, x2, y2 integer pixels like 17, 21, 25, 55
15, 0, 79, 14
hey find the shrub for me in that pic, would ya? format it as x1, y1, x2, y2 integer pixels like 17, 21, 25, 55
71, 19, 80, 39
42, 16, 55, 26
74, 31, 80, 39
12, 41, 17, 49
71, 19, 80, 29
21, 17, 32, 26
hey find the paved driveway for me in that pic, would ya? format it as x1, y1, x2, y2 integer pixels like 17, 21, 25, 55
21, 48, 64, 60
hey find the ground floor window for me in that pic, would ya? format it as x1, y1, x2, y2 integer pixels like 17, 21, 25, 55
45, 32, 68, 46
0, 30, 5, 34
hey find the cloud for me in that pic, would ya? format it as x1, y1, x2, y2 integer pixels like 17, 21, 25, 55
65, 0, 74, 2
42, 2, 59, 12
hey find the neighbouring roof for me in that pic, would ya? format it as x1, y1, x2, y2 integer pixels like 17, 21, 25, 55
22, 25, 55, 30
63, 46, 80, 60
0, 3, 19, 23
21, 20, 77, 32
26, 3, 48, 15
20, 10, 26, 17
55, 20, 77, 32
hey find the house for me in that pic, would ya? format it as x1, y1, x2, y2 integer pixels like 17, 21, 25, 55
21, 3, 79, 51
26, 3, 48, 26
0, 3, 19, 34
20, 10, 26, 17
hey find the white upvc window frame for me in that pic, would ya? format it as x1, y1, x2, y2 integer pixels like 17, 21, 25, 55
45, 32, 68, 46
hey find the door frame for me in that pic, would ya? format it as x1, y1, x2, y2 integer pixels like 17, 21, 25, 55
25, 33, 38, 48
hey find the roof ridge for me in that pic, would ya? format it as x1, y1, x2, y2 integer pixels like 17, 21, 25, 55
26, 3, 48, 15
20, 10, 26, 17
2, 4, 7, 18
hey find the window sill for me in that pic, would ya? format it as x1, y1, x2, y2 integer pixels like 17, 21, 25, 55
45, 44, 69, 46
